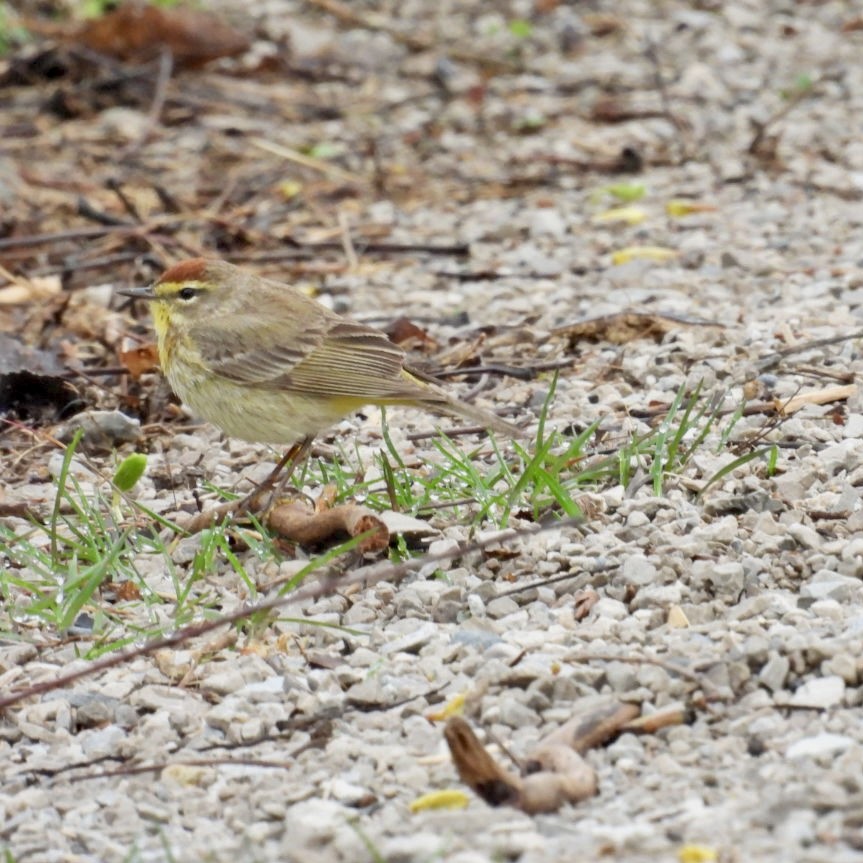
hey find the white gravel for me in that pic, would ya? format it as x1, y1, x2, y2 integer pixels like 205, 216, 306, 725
4, 0, 863, 861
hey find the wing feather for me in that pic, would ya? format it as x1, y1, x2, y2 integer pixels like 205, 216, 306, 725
190, 308, 420, 399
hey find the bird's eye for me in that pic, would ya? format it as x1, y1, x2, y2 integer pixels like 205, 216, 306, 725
177, 286, 197, 301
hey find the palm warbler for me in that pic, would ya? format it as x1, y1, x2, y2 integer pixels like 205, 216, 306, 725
118, 258, 521, 444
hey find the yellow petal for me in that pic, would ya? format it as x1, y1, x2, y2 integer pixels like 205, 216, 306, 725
409, 790, 471, 813
678, 844, 718, 863
611, 246, 678, 265
426, 692, 466, 722
592, 206, 648, 225
278, 180, 304, 200
666, 199, 717, 217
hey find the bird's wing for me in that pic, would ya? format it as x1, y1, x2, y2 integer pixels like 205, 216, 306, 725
190, 311, 327, 386
191, 310, 420, 400
284, 320, 422, 399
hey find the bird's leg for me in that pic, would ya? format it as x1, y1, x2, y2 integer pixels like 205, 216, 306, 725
181, 437, 314, 534
237, 435, 315, 517
260, 435, 315, 515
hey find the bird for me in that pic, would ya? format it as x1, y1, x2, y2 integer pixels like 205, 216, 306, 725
118, 258, 522, 451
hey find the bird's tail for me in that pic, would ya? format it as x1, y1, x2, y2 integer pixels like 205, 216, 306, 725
400, 368, 527, 438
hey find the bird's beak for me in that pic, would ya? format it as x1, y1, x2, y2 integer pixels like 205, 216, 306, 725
116, 284, 157, 300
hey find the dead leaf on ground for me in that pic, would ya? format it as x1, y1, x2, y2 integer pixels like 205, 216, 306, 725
266, 498, 389, 552
385, 317, 440, 353
775, 384, 856, 415
75, 2, 250, 68
0, 274, 62, 305
119, 342, 160, 378
573, 588, 600, 620
553, 311, 722, 348
445, 698, 638, 814
620, 703, 688, 734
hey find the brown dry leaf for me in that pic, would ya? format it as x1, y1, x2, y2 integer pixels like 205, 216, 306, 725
119, 343, 160, 378
0, 274, 62, 305
573, 588, 600, 621
446, 699, 638, 814
266, 498, 389, 551
106, 580, 142, 602
154, 649, 193, 682
538, 700, 640, 756
776, 384, 856, 415
76, 2, 250, 68
553, 311, 720, 348
444, 717, 521, 807
385, 317, 440, 353
620, 704, 687, 734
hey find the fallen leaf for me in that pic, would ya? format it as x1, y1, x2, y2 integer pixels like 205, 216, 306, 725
385, 317, 439, 352
119, 343, 160, 378
611, 245, 678, 265
266, 498, 389, 551
776, 384, 856, 415
622, 705, 687, 734
678, 845, 718, 863
446, 700, 636, 813
592, 205, 648, 225
408, 789, 471, 813
105, 580, 142, 602
573, 588, 600, 620
0, 274, 62, 305
553, 311, 719, 347
603, 182, 646, 202
666, 199, 718, 217
76, 2, 249, 68
426, 693, 467, 722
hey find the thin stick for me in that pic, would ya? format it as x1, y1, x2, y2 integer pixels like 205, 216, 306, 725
756, 329, 863, 371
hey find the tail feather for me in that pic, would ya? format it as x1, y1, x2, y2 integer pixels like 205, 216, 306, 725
438, 393, 525, 438
397, 367, 526, 438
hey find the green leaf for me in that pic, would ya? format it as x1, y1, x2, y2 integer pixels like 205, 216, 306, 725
113, 453, 147, 492
508, 19, 533, 38
604, 182, 647, 202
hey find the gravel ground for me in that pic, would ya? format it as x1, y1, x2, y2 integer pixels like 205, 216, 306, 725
3, 1, 863, 861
